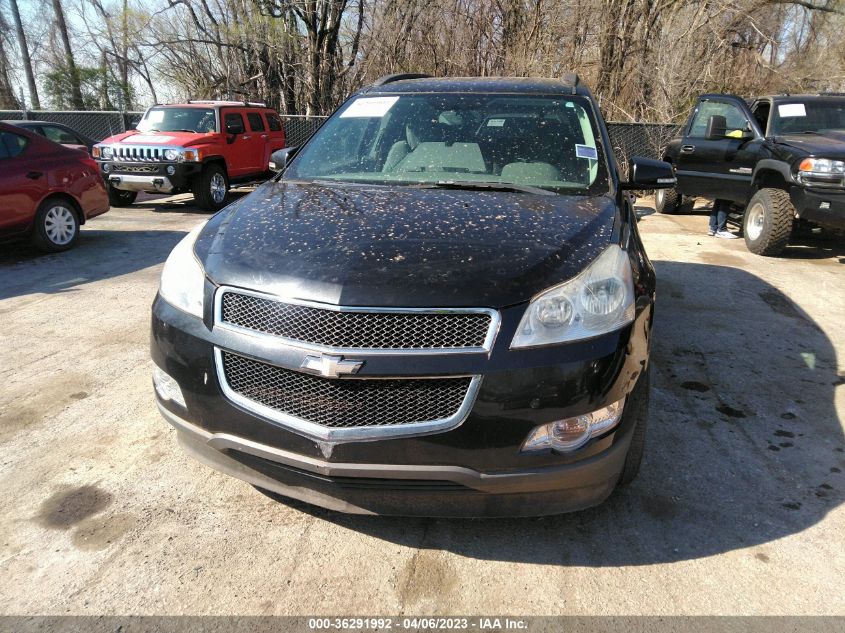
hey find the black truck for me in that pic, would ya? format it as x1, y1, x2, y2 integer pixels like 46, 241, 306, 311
658, 93, 845, 255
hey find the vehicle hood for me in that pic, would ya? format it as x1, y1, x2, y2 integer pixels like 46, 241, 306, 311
100, 129, 218, 147
195, 181, 618, 308
774, 131, 845, 159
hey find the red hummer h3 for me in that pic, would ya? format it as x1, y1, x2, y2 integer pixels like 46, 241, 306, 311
93, 101, 286, 211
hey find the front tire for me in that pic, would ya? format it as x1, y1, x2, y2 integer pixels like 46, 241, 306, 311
107, 185, 137, 207
31, 197, 80, 252
192, 164, 229, 211
743, 188, 794, 256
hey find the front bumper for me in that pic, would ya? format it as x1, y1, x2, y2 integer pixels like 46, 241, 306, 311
161, 403, 635, 516
99, 161, 202, 192
791, 186, 845, 230
152, 293, 653, 517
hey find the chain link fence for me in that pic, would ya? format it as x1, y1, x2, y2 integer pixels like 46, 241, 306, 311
0, 110, 145, 141
0, 110, 680, 171
282, 115, 326, 146
606, 122, 681, 178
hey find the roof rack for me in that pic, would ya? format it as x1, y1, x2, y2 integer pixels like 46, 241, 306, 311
561, 72, 580, 95
372, 73, 432, 87
187, 99, 268, 107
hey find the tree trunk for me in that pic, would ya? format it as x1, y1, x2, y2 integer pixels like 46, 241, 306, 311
0, 27, 20, 108
120, 0, 132, 109
8, 0, 40, 109
51, 0, 85, 109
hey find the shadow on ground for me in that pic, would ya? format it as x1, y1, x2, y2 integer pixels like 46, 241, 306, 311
132, 190, 249, 214
0, 228, 188, 300
265, 261, 844, 566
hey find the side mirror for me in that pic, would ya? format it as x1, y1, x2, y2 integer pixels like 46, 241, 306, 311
225, 120, 244, 136
705, 114, 728, 140
621, 156, 676, 190
269, 146, 299, 171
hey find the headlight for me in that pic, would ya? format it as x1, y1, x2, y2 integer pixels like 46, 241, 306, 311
511, 244, 635, 348
798, 158, 845, 187
164, 148, 180, 161
100, 146, 113, 159
159, 223, 206, 318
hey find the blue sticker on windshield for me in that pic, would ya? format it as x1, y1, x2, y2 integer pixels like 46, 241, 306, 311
576, 144, 598, 160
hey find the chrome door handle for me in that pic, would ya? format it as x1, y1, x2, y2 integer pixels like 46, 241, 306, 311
261, 134, 268, 139
680, 145, 695, 154
242, 135, 251, 140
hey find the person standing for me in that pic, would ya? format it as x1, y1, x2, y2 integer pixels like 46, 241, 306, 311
709, 199, 739, 238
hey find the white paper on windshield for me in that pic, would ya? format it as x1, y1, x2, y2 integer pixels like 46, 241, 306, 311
340, 96, 400, 118
146, 110, 165, 123
487, 118, 506, 127
126, 135, 174, 143
576, 144, 598, 160
778, 103, 806, 117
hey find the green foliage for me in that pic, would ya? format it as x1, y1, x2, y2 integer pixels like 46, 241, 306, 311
44, 65, 133, 110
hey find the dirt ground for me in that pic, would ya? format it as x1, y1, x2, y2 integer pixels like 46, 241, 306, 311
0, 193, 843, 616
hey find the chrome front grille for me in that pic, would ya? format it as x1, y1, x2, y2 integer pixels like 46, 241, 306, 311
110, 144, 173, 162
218, 289, 496, 353
217, 350, 477, 437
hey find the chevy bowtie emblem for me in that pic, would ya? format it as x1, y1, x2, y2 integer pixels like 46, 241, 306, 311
301, 354, 364, 378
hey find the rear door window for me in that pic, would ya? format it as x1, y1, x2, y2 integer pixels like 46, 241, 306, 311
1, 132, 28, 158
247, 112, 265, 132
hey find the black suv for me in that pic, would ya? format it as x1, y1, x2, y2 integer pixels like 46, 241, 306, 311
150, 75, 673, 517
659, 93, 845, 255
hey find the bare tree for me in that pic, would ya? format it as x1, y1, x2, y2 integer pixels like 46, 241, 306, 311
8, 0, 39, 108
0, 12, 21, 108
50, 0, 85, 108
256, 0, 364, 114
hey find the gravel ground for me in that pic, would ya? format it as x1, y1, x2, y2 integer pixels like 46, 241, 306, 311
0, 193, 843, 616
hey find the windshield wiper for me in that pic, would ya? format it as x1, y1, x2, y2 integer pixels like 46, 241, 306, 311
408, 180, 556, 196
172, 129, 197, 133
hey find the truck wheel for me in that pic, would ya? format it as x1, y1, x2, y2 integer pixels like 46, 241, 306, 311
617, 366, 650, 487
654, 187, 679, 214
743, 188, 794, 256
31, 197, 80, 252
655, 188, 692, 214
192, 164, 229, 211
107, 185, 137, 207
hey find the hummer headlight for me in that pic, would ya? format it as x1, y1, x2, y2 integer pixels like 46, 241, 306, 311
164, 148, 180, 161
100, 146, 113, 159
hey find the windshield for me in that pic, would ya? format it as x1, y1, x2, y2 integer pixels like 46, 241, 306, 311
285, 93, 608, 195
770, 100, 845, 135
136, 107, 216, 133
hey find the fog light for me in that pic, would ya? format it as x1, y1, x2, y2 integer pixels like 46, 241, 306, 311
153, 366, 186, 408
521, 397, 626, 453
102, 163, 111, 173
166, 165, 176, 175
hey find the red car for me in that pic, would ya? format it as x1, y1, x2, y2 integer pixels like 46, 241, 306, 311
0, 122, 109, 252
